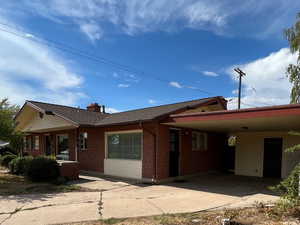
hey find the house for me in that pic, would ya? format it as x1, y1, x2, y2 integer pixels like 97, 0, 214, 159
15, 96, 300, 182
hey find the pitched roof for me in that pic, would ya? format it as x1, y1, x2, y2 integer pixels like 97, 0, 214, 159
25, 96, 223, 126
95, 96, 222, 126
26, 101, 108, 126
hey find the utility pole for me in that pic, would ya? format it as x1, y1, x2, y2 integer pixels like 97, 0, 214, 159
234, 68, 246, 109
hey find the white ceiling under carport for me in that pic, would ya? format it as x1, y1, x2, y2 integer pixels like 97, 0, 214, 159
164, 114, 300, 133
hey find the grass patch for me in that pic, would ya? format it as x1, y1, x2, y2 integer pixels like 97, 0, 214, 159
0, 170, 83, 195
58, 205, 300, 225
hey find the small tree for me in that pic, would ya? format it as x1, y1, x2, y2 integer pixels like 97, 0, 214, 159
272, 13, 300, 205
0, 98, 23, 154
285, 13, 300, 103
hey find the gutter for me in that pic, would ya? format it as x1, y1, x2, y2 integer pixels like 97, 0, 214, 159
171, 102, 300, 118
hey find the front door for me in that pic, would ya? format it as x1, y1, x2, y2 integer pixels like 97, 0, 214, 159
169, 129, 180, 177
263, 138, 282, 178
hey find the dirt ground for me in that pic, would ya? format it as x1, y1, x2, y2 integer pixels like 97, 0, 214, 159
0, 168, 85, 195
59, 206, 300, 225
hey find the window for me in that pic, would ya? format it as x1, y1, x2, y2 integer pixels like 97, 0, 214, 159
33, 136, 39, 150
79, 132, 88, 150
107, 132, 142, 160
192, 131, 207, 151
27, 136, 32, 150
23, 137, 27, 151
57, 134, 69, 160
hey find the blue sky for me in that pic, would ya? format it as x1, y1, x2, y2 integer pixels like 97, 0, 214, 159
0, 1, 299, 112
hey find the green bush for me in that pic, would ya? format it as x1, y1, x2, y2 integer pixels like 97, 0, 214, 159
26, 156, 60, 182
0, 147, 16, 156
270, 163, 300, 205
9, 156, 33, 175
0, 154, 17, 168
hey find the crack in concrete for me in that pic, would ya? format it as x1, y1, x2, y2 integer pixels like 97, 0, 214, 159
0, 199, 98, 218
146, 200, 165, 214
0, 206, 24, 225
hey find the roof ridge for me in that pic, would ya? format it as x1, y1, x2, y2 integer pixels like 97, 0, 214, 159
104, 96, 221, 116
27, 100, 100, 114
28, 96, 222, 116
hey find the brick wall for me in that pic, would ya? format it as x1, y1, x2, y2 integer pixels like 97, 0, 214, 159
24, 124, 225, 181
180, 130, 225, 175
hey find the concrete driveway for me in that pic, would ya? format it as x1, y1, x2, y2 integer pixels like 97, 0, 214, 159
0, 173, 279, 225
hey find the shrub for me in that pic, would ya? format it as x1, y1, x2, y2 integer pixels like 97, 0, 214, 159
0, 154, 17, 168
9, 156, 33, 175
26, 156, 60, 182
0, 147, 16, 156
270, 163, 300, 205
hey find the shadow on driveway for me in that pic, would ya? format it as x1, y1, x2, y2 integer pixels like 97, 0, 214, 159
164, 173, 279, 197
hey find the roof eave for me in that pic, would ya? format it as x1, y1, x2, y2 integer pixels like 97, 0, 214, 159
24, 101, 80, 127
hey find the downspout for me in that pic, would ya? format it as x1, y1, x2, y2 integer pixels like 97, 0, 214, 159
75, 128, 79, 162
139, 121, 157, 183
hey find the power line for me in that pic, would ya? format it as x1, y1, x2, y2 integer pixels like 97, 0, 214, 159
0, 22, 215, 95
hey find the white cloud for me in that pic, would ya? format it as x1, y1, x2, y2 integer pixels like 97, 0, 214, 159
79, 21, 103, 42
17, 0, 300, 40
2, 0, 299, 41
0, 17, 86, 106
169, 81, 183, 89
202, 71, 219, 77
106, 107, 119, 113
148, 99, 156, 104
118, 84, 130, 88
227, 48, 296, 109
19, 0, 231, 39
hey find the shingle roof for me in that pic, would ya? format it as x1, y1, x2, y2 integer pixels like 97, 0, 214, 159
95, 96, 221, 126
26, 96, 222, 126
27, 101, 108, 125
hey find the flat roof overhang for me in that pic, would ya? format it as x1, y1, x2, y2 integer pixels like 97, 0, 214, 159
163, 104, 300, 132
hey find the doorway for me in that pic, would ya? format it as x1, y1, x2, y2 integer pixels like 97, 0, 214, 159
263, 138, 282, 178
169, 129, 180, 177
45, 135, 52, 156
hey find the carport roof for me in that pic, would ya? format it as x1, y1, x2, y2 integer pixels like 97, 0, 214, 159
165, 103, 300, 132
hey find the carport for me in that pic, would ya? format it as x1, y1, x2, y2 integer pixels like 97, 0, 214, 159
164, 104, 300, 179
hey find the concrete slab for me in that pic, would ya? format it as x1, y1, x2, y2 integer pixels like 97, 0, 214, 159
0, 174, 280, 225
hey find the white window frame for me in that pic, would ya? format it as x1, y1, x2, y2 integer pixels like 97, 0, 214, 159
105, 130, 143, 161
79, 132, 88, 151
192, 131, 207, 151
34, 136, 39, 150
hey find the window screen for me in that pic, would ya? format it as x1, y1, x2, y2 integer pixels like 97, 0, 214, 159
192, 132, 207, 151
107, 133, 142, 160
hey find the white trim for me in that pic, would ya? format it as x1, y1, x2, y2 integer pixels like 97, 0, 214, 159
105, 129, 143, 135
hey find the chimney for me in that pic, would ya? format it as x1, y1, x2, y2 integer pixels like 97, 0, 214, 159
87, 103, 101, 112
102, 105, 106, 113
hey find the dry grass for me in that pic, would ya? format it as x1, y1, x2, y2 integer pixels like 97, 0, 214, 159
0, 168, 84, 195
60, 206, 300, 225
